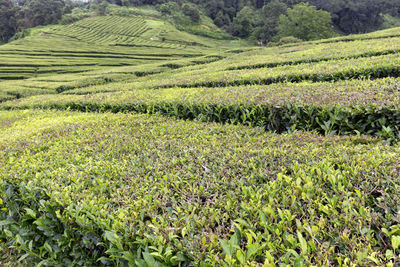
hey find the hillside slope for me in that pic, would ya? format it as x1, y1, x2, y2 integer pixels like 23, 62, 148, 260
0, 14, 244, 81
1, 22, 400, 266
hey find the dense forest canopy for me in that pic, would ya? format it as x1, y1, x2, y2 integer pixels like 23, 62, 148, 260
1, 0, 400, 43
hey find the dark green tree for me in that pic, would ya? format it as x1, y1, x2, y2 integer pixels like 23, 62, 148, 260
22, 0, 65, 27
204, 0, 224, 19
97, 0, 109, 15
159, 1, 180, 15
309, 0, 398, 33
0, 0, 18, 42
255, 0, 287, 42
214, 10, 231, 27
182, 2, 201, 22
233, 5, 255, 37
277, 2, 334, 41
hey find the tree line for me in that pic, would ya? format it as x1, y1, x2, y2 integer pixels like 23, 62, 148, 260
1, 0, 400, 44
157, 0, 400, 42
0, 0, 82, 42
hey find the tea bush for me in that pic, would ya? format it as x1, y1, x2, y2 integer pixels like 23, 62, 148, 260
1, 110, 400, 265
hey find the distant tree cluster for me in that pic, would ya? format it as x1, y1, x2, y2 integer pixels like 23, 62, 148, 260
159, 1, 201, 24
123, 0, 400, 43
202, 0, 400, 42
1, 0, 400, 44
0, 0, 17, 42
0, 0, 79, 42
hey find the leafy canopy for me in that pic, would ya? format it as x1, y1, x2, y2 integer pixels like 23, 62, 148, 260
277, 2, 335, 41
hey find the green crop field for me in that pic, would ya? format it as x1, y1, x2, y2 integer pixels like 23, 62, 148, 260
1, 11, 400, 266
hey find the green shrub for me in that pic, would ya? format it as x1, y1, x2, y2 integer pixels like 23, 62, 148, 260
273, 36, 303, 46
59, 12, 91, 25
182, 3, 200, 23
3, 78, 400, 141
8, 29, 30, 42
1, 111, 400, 265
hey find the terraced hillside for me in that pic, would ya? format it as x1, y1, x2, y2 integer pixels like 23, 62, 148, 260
1, 16, 400, 266
0, 15, 239, 81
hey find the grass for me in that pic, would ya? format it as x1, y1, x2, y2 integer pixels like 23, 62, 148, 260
1, 12, 400, 266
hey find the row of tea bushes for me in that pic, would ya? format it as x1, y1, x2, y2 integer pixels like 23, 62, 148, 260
9, 79, 399, 140
60, 78, 400, 107
1, 110, 400, 266
225, 37, 400, 70
275, 26, 400, 48
0, 53, 227, 100
101, 52, 400, 91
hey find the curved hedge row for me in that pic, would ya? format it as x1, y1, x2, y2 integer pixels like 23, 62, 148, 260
225, 36, 400, 71
2, 97, 399, 141
103, 53, 400, 91
3, 78, 400, 140
226, 49, 400, 71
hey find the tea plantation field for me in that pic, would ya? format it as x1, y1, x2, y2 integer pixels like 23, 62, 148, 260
1, 14, 400, 266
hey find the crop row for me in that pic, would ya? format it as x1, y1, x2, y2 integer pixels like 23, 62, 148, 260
2, 78, 400, 140
1, 110, 400, 266
0, 54, 226, 98
47, 16, 188, 49
49, 25, 147, 47
73, 16, 148, 37
225, 37, 400, 70
276, 26, 400, 48
0, 32, 209, 59
96, 52, 400, 90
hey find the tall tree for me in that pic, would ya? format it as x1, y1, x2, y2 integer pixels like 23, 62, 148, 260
309, 0, 395, 33
277, 2, 334, 41
22, 0, 65, 28
182, 2, 201, 22
0, 0, 18, 42
233, 5, 255, 37
255, 0, 287, 42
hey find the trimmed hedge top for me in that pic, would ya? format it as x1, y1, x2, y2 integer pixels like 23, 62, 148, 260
1, 110, 400, 265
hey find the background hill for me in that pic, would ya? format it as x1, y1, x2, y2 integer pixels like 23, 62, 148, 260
1, 0, 400, 45
0, 9, 249, 86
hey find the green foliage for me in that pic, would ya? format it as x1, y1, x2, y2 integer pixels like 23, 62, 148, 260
3, 77, 400, 141
59, 8, 92, 25
159, 2, 179, 16
382, 14, 400, 29
309, 0, 400, 34
92, 52, 400, 90
277, 2, 335, 41
97, 0, 109, 16
0, 12, 237, 80
1, 111, 400, 265
255, 0, 288, 43
8, 28, 30, 42
233, 6, 255, 38
269, 36, 303, 46
0, 0, 17, 42
214, 10, 230, 28
226, 35, 400, 70
107, 4, 162, 17
182, 3, 200, 23
22, 0, 65, 28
